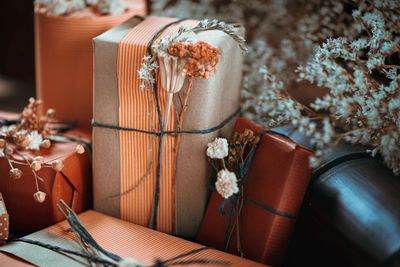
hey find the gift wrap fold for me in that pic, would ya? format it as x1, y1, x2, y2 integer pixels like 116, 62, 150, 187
0, 210, 268, 267
35, 0, 147, 129
0, 111, 92, 234
92, 16, 243, 237
196, 118, 314, 266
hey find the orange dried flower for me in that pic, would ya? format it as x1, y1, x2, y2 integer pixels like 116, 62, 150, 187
168, 41, 221, 80
0, 138, 5, 149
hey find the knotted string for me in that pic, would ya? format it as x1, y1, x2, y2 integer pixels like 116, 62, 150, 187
210, 130, 298, 252
92, 18, 240, 230
13, 200, 229, 266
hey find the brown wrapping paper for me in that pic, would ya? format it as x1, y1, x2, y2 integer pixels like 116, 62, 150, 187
93, 16, 244, 237
34, 1, 147, 130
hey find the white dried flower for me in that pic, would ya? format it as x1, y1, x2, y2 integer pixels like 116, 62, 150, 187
215, 169, 239, 199
158, 51, 186, 94
26, 130, 43, 151
98, 0, 126, 15
206, 138, 228, 159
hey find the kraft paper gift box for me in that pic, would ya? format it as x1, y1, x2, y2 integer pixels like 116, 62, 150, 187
92, 16, 244, 238
0, 111, 92, 234
196, 118, 314, 266
0, 210, 268, 267
35, 0, 147, 130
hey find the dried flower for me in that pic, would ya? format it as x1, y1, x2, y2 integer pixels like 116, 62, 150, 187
33, 191, 46, 203
158, 51, 187, 94
98, 0, 126, 15
41, 139, 51, 149
26, 130, 43, 151
4, 146, 13, 156
206, 138, 229, 159
76, 144, 85, 154
46, 108, 56, 118
30, 160, 42, 172
215, 169, 239, 199
9, 168, 23, 180
51, 160, 64, 172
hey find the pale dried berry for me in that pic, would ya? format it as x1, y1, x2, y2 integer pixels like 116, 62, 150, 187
30, 160, 42, 172
52, 160, 64, 172
41, 139, 51, 149
9, 168, 23, 180
34, 156, 44, 164
76, 144, 85, 154
4, 146, 13, 156
46, 108, 56, 118
0, 139, 5, 148
33, 191, 46, 203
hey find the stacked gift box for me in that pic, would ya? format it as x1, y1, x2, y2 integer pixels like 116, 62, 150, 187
0, 2, 399, 267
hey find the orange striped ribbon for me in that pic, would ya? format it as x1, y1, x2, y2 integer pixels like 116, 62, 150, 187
117, 17, 198, 233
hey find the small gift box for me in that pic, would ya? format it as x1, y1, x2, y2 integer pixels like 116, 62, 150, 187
0, 193, 9, 244
0, 111, 92, 234
196, 118, 314, 266
35, 0, 147, 129
0, 209, 268, 267
93, 16, 244, 237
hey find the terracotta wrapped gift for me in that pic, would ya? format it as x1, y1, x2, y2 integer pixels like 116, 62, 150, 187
0, 210, 268, 267
35, 0, 147, 130
196, 118, 314, 266
0, 193, 9, 244
92, 16, 244, 237
0, 111, 91, 234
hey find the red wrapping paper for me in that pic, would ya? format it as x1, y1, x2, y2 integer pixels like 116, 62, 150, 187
0, 111, 92, 234
196, 118, 314, 266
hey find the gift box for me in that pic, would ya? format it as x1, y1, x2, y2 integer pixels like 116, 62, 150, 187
35, 0, 147, 130
92, 16, 244, 237
0, 193, 9, 244
274, 125, 400, 267
0, 210, 268, 267
196, 118, 314, 266
0, 111, 92, 234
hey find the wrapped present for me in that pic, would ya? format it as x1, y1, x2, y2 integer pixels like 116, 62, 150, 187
0, 209, 268, 267
92, 16, 244, 237
274, 125, 400, 267
196, 118, 314, 266
35, 0, 147, 129
0, 193, 9, 244
0, 111, 92, 234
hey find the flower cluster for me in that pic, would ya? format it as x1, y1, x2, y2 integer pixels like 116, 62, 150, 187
34, 0, 127, 15
206, 129, 259, 199
168, 41, 221, 79
0, 98, 86, 203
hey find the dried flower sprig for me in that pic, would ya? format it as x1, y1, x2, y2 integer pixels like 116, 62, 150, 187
206, 129, 259, 255
0, 98, 86, 203
34, 0, 127, 16
251, 3, 400, 174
